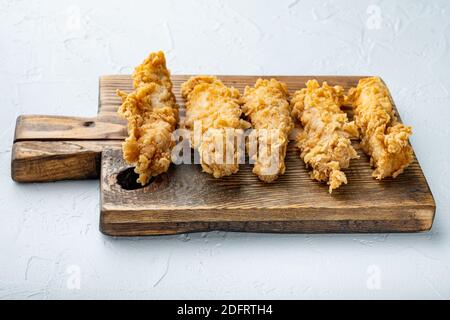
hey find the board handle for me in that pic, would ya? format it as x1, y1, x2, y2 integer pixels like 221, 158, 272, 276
11, 114, 125, 182
14, 115, 126, 141
11, 140, 122, 182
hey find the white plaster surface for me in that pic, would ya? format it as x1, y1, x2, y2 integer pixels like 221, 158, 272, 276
1, 0, 449, 299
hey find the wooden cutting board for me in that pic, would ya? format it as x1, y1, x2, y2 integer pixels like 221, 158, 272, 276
12, 75, 436, 236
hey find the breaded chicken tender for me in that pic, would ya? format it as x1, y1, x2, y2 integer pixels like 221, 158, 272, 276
347, 77, 412, 179
181, 76, 250, 178
117, 51, 178, 185
242, 79, 294, 182
291, 80, 359, 193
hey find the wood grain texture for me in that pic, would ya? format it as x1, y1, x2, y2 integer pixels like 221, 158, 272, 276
100, 146, 434, 235
14, 115, 126, 141
12, 140, 121, 182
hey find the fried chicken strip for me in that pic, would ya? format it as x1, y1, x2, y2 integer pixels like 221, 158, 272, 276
181, 76, 250, 178
117, 51, 178, 185
242, 79, 294, 182
347, 77, 412, 179
291, 80, 359, 193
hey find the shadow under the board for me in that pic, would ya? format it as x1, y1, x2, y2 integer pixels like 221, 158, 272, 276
100, 228, 439, 247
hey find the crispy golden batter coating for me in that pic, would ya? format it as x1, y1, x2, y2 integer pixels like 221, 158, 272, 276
181, 76, 250, 178
117, 51, 178, 185
347, 77, 413, 179
291, 80, 359, 193
242, 79, 294, 182
132, 51, 173, 90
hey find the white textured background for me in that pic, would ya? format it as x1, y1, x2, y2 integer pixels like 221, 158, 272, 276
1, 0, 449, 299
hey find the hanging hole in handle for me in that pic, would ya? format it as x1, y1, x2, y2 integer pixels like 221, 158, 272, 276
83, 120, 95, 127
116, 167, 153, 190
